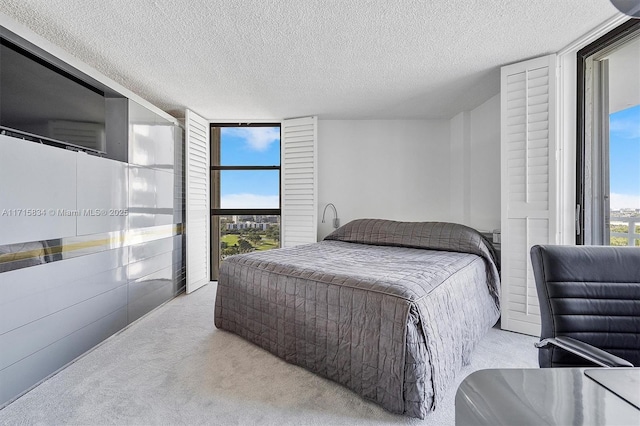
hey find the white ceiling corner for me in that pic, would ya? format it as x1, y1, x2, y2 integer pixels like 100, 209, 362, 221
0, 0, 621, 120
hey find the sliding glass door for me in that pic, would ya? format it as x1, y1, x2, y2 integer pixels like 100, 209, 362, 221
578, 21, 640, 246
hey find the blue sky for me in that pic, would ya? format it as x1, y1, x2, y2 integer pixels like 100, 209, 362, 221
220, 127, 280, 209
609, 104, 640, 210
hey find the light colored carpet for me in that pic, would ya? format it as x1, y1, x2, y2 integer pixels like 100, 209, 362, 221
0, 283, 538, 425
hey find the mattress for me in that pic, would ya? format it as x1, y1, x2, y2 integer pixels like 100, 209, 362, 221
214, 219, 500, 418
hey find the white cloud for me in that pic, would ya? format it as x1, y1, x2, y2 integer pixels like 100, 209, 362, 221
610, 193, 640, 210
221, 193, 279, 209
222, 127, 280, 152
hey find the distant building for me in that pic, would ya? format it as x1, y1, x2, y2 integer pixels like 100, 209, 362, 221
612, 208, 640, 218
229, 215, 280, 223
226, 221, 271, 231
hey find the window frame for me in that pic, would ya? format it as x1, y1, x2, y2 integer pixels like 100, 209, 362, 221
209, 123, 281, 280
576, 19, 640, 244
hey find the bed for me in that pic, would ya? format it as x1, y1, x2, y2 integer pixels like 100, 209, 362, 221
214, 219, 500, 418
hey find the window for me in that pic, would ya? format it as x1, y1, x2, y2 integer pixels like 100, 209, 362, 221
210, 124, 281, 279
577, 20, 640, 246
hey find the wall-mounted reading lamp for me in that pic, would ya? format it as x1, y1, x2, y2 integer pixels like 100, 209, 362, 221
610, 0, 640, 17
321, 203, 340, 229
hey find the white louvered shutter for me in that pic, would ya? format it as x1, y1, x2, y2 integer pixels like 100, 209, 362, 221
185, 109, 210, 293
500, 54, 558, 336
281, 116, 317, 247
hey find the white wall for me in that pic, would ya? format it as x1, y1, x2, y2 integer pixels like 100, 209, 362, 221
449, 111, 470, 225
608, 36, 640, 114
470, 94, 501, 231
317, 119, 450, 239
449, 94, 501, 232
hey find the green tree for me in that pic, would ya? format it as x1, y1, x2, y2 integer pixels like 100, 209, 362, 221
266, 225, 280, 242
247, 233, 262, 245
238, 239, 254, 253
222, 245, 239, 257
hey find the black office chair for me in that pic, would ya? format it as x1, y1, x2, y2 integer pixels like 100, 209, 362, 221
530, 244, 640, 368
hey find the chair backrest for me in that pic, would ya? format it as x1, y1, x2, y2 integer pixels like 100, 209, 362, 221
530, 245, 640, 367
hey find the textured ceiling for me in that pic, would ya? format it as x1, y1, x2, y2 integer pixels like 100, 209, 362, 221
0, 0, 621, 120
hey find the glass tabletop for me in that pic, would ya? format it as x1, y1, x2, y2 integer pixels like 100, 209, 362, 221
584, 368, 640, 409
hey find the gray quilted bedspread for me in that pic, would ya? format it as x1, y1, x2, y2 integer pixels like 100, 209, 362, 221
214, 220, 500, 418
